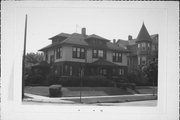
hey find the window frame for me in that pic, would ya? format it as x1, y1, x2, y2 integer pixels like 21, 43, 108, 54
113, 52, 122, 63
56, 47, 62, 59
92, 49, 106, 59
141, 43, 146, 50
72, 47, 85, 59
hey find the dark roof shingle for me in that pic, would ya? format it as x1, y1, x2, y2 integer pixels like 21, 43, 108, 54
39, 32, 129, 52
86, 34, 110, 41
49, 33, 71, 39
136, 23, 152, 42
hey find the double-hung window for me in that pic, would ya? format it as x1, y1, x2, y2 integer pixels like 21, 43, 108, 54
113, 52, 122, 62
92, 49, 98, 58
98, 50, 104, 58
92, 49, 106, 58
56, 47, 62, 59
141, 43, 146, 50
72, 47, 85, 59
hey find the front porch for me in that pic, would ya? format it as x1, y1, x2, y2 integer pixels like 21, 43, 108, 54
53, 59, 127, 80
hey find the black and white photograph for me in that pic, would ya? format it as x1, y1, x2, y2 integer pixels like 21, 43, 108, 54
1, 1, 179, 120
20, 4, 160, 106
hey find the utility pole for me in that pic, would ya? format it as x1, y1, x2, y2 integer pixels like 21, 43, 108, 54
79, 68, 82, 103
79, 47, 87, 103
22, 14, 27, 99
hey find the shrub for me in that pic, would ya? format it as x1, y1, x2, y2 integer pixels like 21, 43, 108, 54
127, 71, 150, 86
49, 85, 62, 97
46, 74, 59, 86
58, 75, 114, 87
25, 74, 46, 86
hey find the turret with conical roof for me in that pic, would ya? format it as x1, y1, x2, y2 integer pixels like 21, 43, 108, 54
136, 23, 152, 65
136, 23, 152, 43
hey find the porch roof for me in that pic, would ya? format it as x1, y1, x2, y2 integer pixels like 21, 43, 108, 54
90, 58, 119, 67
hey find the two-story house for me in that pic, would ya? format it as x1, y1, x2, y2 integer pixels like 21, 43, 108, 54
39, 28, 129, 79
116, 23, 158, 72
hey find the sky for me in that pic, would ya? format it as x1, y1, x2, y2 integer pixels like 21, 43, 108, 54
15, 4, 165, 53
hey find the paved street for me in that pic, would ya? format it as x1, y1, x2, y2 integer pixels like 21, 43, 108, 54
96, 100, 157, 106
23, 100, 157, 106
24, 93, 157, 106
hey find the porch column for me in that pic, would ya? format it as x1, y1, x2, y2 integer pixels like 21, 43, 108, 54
61, 63, 64, 76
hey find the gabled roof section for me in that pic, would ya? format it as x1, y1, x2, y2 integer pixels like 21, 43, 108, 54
49, 33, 71, 40
136, 23, 152, 42
117, 39, 129, 46
86, 34, 110, 41
107, 42, 129, 52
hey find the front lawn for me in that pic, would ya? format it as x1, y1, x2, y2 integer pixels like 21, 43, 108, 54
24, 86, 133, 97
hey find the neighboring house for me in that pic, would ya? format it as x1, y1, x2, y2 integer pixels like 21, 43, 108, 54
116, 23, 158, 72
39, 28, 129, 79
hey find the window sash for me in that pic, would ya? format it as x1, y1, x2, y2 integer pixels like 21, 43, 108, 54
56, 47, 62, 59
93, 49, 98, 58
113, 52, 122, 62
72, 47, 85, 59
141, 43, 146, 50
93, 49, 106, 58
98, 50, 103, 58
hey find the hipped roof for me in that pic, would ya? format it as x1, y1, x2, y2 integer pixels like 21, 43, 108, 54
39, 32, 128, 52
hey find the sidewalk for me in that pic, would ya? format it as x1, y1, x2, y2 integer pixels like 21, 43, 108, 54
24, 93, 75, 104
24, 93, 157, 104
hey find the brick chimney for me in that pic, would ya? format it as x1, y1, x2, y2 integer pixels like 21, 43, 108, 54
113, 39, 116, 43
128, 35, 132, 40
81, 28, 86, 36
